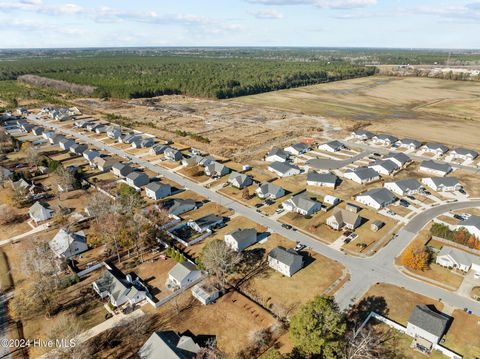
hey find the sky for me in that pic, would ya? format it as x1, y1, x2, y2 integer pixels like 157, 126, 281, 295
0, 0, 479, 49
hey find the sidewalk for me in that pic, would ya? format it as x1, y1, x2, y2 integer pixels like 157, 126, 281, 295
0, 223, 50, 247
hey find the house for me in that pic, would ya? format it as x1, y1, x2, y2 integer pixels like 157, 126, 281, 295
318, 140, 345, 153
419, 160, 452, 177
121, 133, 141, 144
283, 193, 321, 216
83, 150, 100, 164
11, 178, 30, 191
167, 261, 202, 290
106, 126, 122, 140
192, 155, 215, 167
150, 144, 169, 156
265, 148, 289, 162
111, 162, 134, 178
165, 148, 183, 161
95, 125, 108, 134
356, 188, 397, 210
28, 201, 53, 223
224, 228, 257, 252
371, 220, 385, 232
58, 138, 76, 151
138, 331, 200, 359
191, 283, 221, 305
351, 129, 374, 141
49, 134, 65, 145
421, 177, 462, 192
20, 123, 34, 132
130, 137, 143, 149
450, 148, 478, 161
126, 171, 150, 189
73, 119, 94, 128
16, 107, 28, 116
31, 126, 44, 136
397, 138, 422, 150
421, 143, 449, 156
436, 246, 480, 273
372, 134, 398, 146
307, 172, 339, 188
49, 229, 88, 259
384, 179, 423, 196
385, 152, 411, 168
268, 246, 303, 277
205, 162, 229, 178
344, 167, 380, 184
42, 131, 56, 140
188, 214, 224, 233
323, 195, 340, 206
228, 172, 253, 189
255, 182, 286, 200
69, 143, 88, 155
93, 156, 117, 171
326, 209, 362, 230
406, 305, 450, 353
369, 159, 400, 176
166, 199, 197, 216
93, 263, 149, 307
145, 182, 172, 200
86, 123, 104, 132
268, 161, 301, 177
458, 215, 480, 239
284, 143, 310, 156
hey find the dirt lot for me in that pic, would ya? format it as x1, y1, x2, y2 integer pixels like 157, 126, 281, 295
236, 76, 480, 149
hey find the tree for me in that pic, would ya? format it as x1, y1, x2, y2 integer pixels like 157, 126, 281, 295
200, 240, 242, 290
6, 186, 29, 208
399, 243, 431, 271
54, 165, 76, 198
0, 204, 18, 225
342, 322, 398, 359
46, 313, 91, 359
289, 296, 346, 358
242, 188, 250, 200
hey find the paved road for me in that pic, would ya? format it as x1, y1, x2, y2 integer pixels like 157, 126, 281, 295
305, 150, 371, 170
29, 115, 480, 315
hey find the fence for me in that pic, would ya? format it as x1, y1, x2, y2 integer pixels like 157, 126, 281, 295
146, 274, 205, 308
431, 236, 480, 256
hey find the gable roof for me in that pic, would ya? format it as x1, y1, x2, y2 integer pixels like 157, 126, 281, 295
437, 246, 480, 267
386, 152, 410, 166
428, 177, 460, 188
28, 201, 53, 220
146, 181, 170, 193
352, 129, 374, 138
398, 138, 422, 147
323, 140, 344, 151
167, 199, 196, 215
307, 171, 338, 184
358, 188, 396, 205
347, 167, 379, 180
193, 214, 223, 228
267, 148, 289, 160
49, 229, 87, 257
374, 134, 398, 143
287, 193, 320, 212
420, 160, 452, 173
228, 172, 252, 185
408, 305, 450, 338
269, 246, 303, 266
269, 161, 300, 175
452, 148, 478, 158
423, 142, 448, 152
169, 262, 199, 283
227, 228, 257, 245
138, 331, 200, 359
370, 159, 399, 173
257, 182, 284, 196
390, 178, 422, 192
330, 209, 360, 227
287, 143, 310, 152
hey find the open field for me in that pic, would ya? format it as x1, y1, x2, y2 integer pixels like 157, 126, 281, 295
235, 76, 480, 149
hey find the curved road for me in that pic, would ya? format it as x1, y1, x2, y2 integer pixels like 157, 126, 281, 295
29, 115, 480, 315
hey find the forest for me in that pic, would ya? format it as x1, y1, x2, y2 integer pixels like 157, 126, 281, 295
0, 54, 375, 99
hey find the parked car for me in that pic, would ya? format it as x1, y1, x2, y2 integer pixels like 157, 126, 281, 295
407, 195, 416, 200
281, 224, 292, 230
399, 199, 410, 208
295, 243, 306, 251
255, 203, 264, 208
275, 208, 284, 214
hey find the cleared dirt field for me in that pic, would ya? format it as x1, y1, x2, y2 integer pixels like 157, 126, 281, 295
236, 76, 480, 149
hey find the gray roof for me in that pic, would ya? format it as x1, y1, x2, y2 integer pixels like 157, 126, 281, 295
169, 262, 199, 284
438, 246, 480, 267
423, 142, 448, 152
307, 171, 338, 185
348, 167, 379, 180
49, 229, 87, 257
228, 228, 257, 245
167, 199, 196, 216
269, 161, 300, 175
459, 215, 480, 231
205, 161, 228, 175
358, 188, 396, 205
28, 201, 52, 220
429, 177, 460, 187
353, 129, 374, 138
138, 331, 200, 359
193, 214, 223, 228
386, 152, 410, 165
398, 138, 422, 147
370, 159, 399, 173
267, 148, 289, 160
257, 182, 284, 196
330, 209, 360, 227
452, 148, 478, 158
420, 160, 452, 174
228, 172, 252, 186
374, 134, 398, 143
408, 305, 449, 338
146, 181, 171, 193
288, 143, 310, 152
127, 171, 149, 181
288, 193, 320, 212
269, 246, 303, 266
95, 264, 146, 305
323, 140, 344, 151
391, 179, 422, 192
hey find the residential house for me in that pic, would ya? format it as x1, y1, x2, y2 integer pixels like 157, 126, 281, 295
344, 167, 380, 184
421, 177, 462, 192
31, 126, 44, 136
188, 214, 224, 233
93, 156, 117, 171
323, 195, 340, 206
458, 215, 480, 239
284, 143, 310, 156
385, 152, 411, 168
406, 305, 450, 353
371, 220, 385, 232
268, 246, 303, 277
20, 123, 34, 133
49, 134, 65, 145
436, 246, 480, 273
42, 131, 56, 140
58, 138, 76, 151
93, 263, 149, 307
265, 148, 289, 162
166, 199, 197, 216
326, 209, 362, 230
111, 162, 133, 178
121, 133, 141, 144
150, 144, 169, 156
167, 261, 202, 290
49, 228, 88, 259
384, 179, 423, 196
126, 171, 150, 189
83, 150, 100, 165
165, 148, 183, 161
369, 159, 400, 176
318, 140, 345, 153
106, 126, 122, 140
421, 143, 449, 156
28, 201, 53, 223
228, 172, 253, 189
205, 162, 229, 178
268, 161, 301, 177
69, 143, 88, 155
73, 119, 94, 128
86, 123, 104, 132
255, 182, 286, 200
372, 134, 398, 146
307, 172, 339, 188
95, 125, 108, 134
191, 283, 221, 305
224, 228, 257, 252
138, 331, 200, 359
419, 160, 452, 177
356, 188, 397, 210
145, 182, 172, 200
397, 138, 422, 150
283, 193, 321, 216
351, 129, 374, 141
450, 148, 478, 161
11, 178, 30, 191
193, 155, 215, 167
130, 137, 143, 149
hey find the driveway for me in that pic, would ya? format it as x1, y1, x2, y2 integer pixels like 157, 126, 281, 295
457, 271, 479, 299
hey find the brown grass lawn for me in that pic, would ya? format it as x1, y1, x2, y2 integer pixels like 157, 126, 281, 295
272, 174, 307, 194
179, 202, 233, 222
437, 215, 459, 226
218, 184, 263, 207
176, 166, 210, 183
442, 310, 480, 359
158, 159, 181, 169
166, 189, 207, 203
454, 170, 480, 197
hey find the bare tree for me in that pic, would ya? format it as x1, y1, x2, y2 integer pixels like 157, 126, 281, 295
200, 240, 242, 290
0, 130, 10, 154
0, 204, 18, 225
342, 322, 398, 359
196, 338, 227, 359
86, 192, 114, 224
54, 166, 76, 197
46, 313, 91, 359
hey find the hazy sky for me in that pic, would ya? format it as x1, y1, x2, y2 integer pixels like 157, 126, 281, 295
0, 0, 479, 49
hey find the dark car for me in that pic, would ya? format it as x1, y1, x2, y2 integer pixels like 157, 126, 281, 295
282, 224, 293, 230
407, 195, 416, 200
399, 199, 410, 207
255, 203, 264, 208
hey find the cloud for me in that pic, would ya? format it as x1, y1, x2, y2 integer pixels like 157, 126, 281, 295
408, 3, 480, 22
249, 9, 284, 19
246, 0, 377, 9
0, 18, 86, 35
